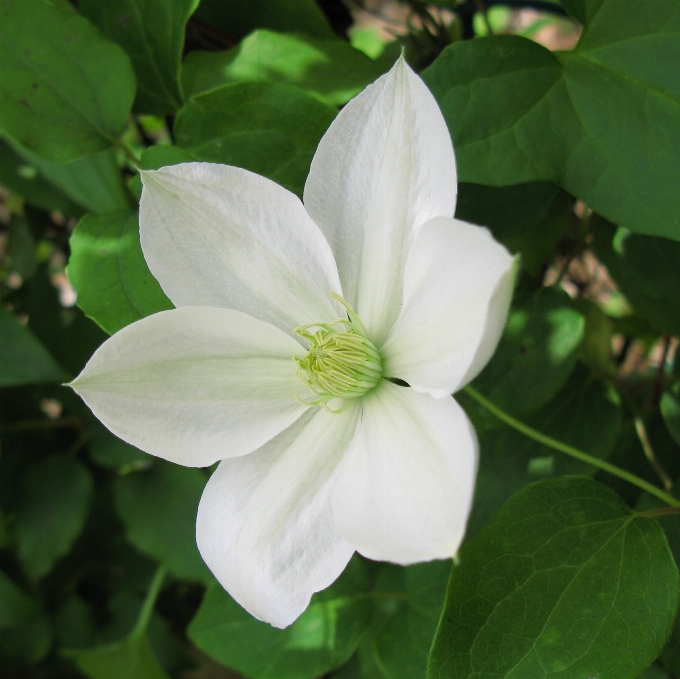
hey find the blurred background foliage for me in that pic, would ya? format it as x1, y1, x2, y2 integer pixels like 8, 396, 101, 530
0, 0, 679, 677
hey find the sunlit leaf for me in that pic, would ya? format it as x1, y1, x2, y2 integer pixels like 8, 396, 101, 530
68, 211, 173, 335
423, 1, 680, 241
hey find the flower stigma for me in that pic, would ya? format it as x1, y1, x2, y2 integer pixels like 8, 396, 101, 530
294, 293, 382, 411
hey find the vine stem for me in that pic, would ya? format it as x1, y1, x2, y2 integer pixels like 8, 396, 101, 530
131, 566, 166, 640
463, 385, 680, 508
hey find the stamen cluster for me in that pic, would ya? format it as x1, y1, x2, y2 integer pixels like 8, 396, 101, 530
294, 296, 382, 408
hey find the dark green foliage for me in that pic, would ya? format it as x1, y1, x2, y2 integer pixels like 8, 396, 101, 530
0, 0, 136, 162
80, 0, 199, 115
423, 1, 680, 241
174, 81, 337, 196
0, 2, 679, 677
429, 477, 679, 679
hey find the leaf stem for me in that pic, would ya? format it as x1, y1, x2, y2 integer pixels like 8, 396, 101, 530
131, 566, 166, 640
463, 385, 680, 508
634, 416, 673, 491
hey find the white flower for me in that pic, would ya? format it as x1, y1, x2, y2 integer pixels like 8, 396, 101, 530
70, 58, 515, 628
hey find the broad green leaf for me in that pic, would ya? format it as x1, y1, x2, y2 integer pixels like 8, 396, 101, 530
0, 0, 136, 162
80, 0, 199, 115
0, 611, 52, 665
181, 30, 392, 106
15, 455, 94, 579
0, 569, 51, 664
67, 634, 170, 679
114, 461, 210, 582
188, 556, 373, 679
428, 477, 679, 679
594, 223, 680, 337
472, 286, 584, 416
423, 2, 680, 241
0, 139, 81, 215
0, 570, 40, 628
68, 211, 173, 335
455, 182, 560, 242
11, 142, 130, 214
456, 182, 571, 277
0, 306, 69, 387
372, 561, 451, 679
174, 81, 336, 196
466, 363, 621, 538
88, 427, 151, 473
140, 145, 195, 170
193, 0, 334, 41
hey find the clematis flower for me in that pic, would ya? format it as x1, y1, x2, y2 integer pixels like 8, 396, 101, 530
70, 58, 515, 629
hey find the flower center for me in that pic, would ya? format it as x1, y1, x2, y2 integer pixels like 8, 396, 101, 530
294, 293, 382, 408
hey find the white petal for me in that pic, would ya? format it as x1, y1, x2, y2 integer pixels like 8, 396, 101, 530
332, 382, 477, 564
196, 404, 360, 628
140, 163, 343, 335
303, 57, 457, 345
70, 307, 308, 467
381, 217, 516, 398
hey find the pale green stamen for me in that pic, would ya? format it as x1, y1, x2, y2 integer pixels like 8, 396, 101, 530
294, 293, 382, 409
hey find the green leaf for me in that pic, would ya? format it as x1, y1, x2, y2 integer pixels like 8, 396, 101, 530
466, 363, 621, 538
0, 306, 69, 387
193, 0, 334, 41
80, 0, 199, 115
11, 141, 130, 214
0, 570, 40, 628
0, 138, 82, 215
88, 427, 151, 473
174, 81, 336, 196
428, 477, 679, 679
423, 2, 680, 241
15, 455, 94, 580
67, 634, 170, 679
455, 182, 571, 277
181, 30, 392, 106
68, 211, 173, 335
593, 223, 680, 337
472, 286, 584, 416
0, 611, 52, 665
372, 561, 451, 679
188, 556, 373, 679
113, 461, 210, 582
0, 0, 136, 162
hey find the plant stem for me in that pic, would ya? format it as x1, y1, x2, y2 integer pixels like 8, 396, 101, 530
634, 416, 673, 491
131, 566, 166, 640
463, 385, 680, 508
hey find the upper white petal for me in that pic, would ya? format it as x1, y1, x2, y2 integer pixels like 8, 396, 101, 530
140, 162, 343, 335
303, 57, 457, 345
70, 307, 308, 467
381, 217, 516, 398
196, 404, 360, 628
332, 381, 477, 564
